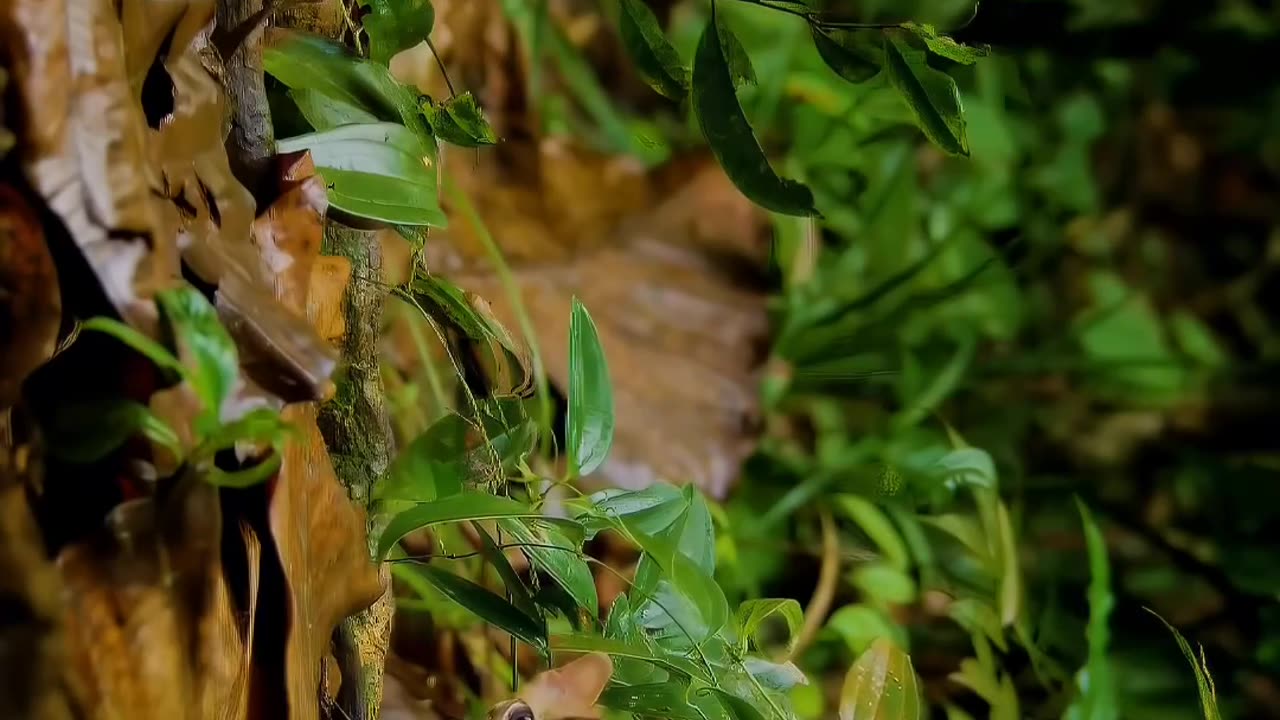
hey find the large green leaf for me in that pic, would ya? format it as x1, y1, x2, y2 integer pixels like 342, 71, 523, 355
359, 0, 435, 65
623, 521, 730, 645
618, 0, 688, 100
839, 638, 924, 719
44, 398, 182, 464
264, 31, 434, 145
1064, 500, 1117, 720
378, 412, 471, 504
423, 92, 498, 148
499, 517, 598, 619
155, 287, 239, 425
550, 634, 712, 683
376, 491, 542, 559
289, 87, 379, 131
410, 564, 547, 652
811, 27, 883, 84
473, 523, 543, 625
600, 683, 705, 719
882, 34, 968, 156
692, 11, 816, 216
566, 298, 614, 477
573, 483, 687, 538
277, 123, 445, 227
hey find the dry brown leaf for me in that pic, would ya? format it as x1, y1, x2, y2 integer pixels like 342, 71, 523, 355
0, 182, 61, 409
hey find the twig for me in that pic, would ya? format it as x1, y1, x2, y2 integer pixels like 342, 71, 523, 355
788, 508, 839, 662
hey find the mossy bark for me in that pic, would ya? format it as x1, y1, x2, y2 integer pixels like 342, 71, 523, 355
318, 225, 396, 720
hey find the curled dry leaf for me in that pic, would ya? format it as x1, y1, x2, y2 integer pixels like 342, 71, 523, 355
0, 182, 61, 409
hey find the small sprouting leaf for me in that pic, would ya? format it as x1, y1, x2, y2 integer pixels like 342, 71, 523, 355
810, 27, 882, 84
882, 34, 968, 156
277, 122, 445, 227
45, 399, 182, 464
736, 599, 804, 654
1145, 609, 1221, 720
618, 0, 689, 100
376, 491, 543, 559
422, 92, 498, 148
692, 12, 816, 216
411, 564, 547, 651
550, 634, 712, 683
359, 0, 435, 65
499, 517, 599, 619
290, 87, 379, 131
839, 638, 924, 720
900, 22, 990, 65
566, 298, 614, 478
1065, 499, 1117, 720
378, 412, 471, 503
155, 286, 239, 422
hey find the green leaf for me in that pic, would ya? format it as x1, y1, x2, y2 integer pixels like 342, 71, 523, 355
574, 483, 687, 538
839, 638, 924, 720
499, 518, 598, 619
743, 657, 808, 692
624, 522, 730, 645
566, 298, 614, 478
79, 318, 184, 379
835, 495, 911, 570
410, 564, 547, 651
206, 451, 283, 488
277, 122, 445, 227
473, 522, 543, 626
423, 92, 498, 148
378, 412, 471, 503
810, 27, 882, 84
1065, 499, 1117, 720
600, 683, 705, 719
289, 87, 379, 131
155, 286, 239, 422
708, 687, 769, 720
359, 0, 435, 65
900, 22, 990, 65
618, 0, 689, 100
198, 407, 292, 457
45, 399, 182, 464
1145, 609, 1221, 720
882, 34, 968, 156
550, 633, 712, 683
692, 11, 816, 216
376, 491, 542, 559
264, 31, 435, 146
720, 21, 757, 88
827, 604, 906, 657
852, 563, 917, 606
737, 599, 804, 654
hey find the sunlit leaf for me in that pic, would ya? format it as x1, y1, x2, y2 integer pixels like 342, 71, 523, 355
566, 298, 614, 477
882, 34, 968, 156
410, 564, 547, 651
737, 599, 804, 653
277, 122, 445, 227
900, 22, 990, 65
376, 491, 542, 559
811, 27, 882, 84
1146, 608, 1221, 720
839, 638, 924, 720
423, 92, 498, 148
360, 0, 435, 65
618, 0, 689, 100
155, 286, 239, 422
692, 10, 816, 216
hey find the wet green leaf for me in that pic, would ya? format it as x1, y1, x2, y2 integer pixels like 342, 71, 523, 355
708, 687, 769, 720
600, 682, 705, 719
359, 0, 435, 65
692, 11, 816, 216
550, 634, 712, 683
411, 564, 547, 651
423, 92, 498, 148
566, 298, 614, 477
882, 34, 968, 156
811, 27, 882, 84
277, 122, 445, 227
618, 0, 689, 100
499, 517, 598, 618
839, 638, 924, 720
